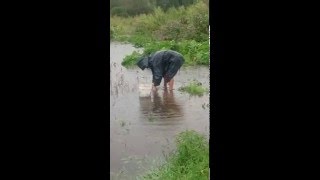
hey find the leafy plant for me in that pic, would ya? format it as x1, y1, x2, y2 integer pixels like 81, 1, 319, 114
178, 80, 208, 96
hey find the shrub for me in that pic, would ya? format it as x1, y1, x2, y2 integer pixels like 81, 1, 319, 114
111, 7, 129, 17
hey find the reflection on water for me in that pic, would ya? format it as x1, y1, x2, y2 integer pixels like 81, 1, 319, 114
139, 90, 183, 120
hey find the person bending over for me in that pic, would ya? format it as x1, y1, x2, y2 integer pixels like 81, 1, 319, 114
137, 50, 184, 91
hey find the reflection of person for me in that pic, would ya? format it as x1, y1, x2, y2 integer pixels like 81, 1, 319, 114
139, 89, 182, 118
162, 89, 182, 116
138, 91, 162, 116
136, 50, 184, 91
151, 90, 163, 112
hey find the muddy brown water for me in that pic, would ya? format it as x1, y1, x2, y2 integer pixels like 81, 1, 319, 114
110, 42, 210, 179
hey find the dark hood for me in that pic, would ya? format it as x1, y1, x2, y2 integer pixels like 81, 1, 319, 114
136, 56, 149, 70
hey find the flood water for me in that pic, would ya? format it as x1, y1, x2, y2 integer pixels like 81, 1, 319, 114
110, 42, 210, 179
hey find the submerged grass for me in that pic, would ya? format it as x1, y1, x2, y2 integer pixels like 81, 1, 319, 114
138, 130, 209, 180
178, 80, 208, 96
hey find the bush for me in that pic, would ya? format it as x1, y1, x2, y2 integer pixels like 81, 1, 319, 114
111, 7, 129, 17
153, 21, 185, 41
127, 6, 153, 16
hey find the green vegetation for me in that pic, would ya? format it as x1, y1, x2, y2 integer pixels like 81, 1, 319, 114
110, 0, 203, 17
111, 0, 209, 67
178, 80, 208, 96
121, 51, 143, 67
138, 130, 209, 180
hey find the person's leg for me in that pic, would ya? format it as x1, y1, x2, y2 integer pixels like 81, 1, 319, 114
169, 78, 174, 91
165, 55, 184, 91
164, 79, 167, 89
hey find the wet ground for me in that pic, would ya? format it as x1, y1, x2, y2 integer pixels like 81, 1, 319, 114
110, 42, 210, 179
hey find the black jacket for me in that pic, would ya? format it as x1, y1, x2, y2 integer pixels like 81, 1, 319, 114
147, 50, 184, 86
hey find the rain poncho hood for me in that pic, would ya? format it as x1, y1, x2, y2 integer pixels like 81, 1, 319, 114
137, 57, 149, 70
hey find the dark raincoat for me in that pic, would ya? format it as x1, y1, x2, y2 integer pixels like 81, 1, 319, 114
137, 50, 184, 86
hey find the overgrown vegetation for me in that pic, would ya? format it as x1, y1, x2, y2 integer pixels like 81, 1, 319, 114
110, 0, 202, 17
178, 80, 208, 96
111, 0, 209, 67
137, 130, 209, 180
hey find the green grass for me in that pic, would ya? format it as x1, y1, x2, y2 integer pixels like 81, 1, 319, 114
121, 50, 143, 67
178, 80, 208, 96
137, 130, 209, 180
120, 40, 209, 68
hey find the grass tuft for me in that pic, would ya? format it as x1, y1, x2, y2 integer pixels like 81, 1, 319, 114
178, 80, 208, 96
